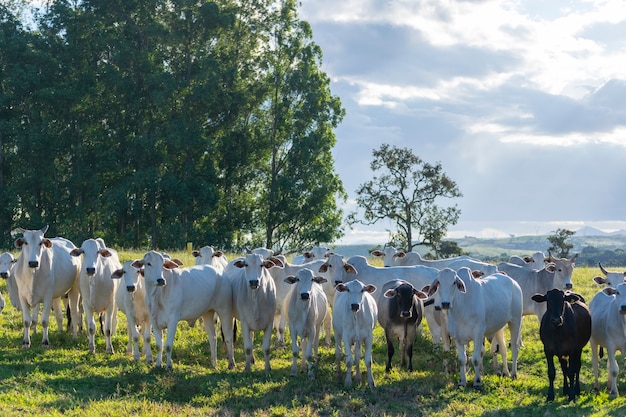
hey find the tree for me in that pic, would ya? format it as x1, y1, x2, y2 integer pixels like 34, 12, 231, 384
348, 144, 462, 254
547, 228, 575, 258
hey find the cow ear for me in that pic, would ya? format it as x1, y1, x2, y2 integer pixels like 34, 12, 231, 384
111, 269, 124, 279
364, 284, 376, 294
371, 250, 383, 257
70, 248, 84, 257
284, 276, 298, 284
214, 251, 224, 258
425, 283, 438, 297
318, 263, 329, 273
593, 276, 607, 285
192, 250, 200, 258
267, 257, 284, 268
531, 294, 547, 303
344, 264, 357, 274
233, 259, 246, 268
545, 264, 556, 273
99, 249, 112, 258
163, 260, 179, 270
603, 287, 617, 296
42, 238, 52, 248
335, 283, 348, 292
455, 278, 466, 293
414, 289, 429, 299
313, 276, 327, 284
383, 289, 396, 299
131, 260, 144, 270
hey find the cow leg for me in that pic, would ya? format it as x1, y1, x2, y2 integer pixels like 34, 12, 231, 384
201, 312, 218, 368
39, 297, 53, 348
52, 297, 64, 331
289, 326, 300, 376
241, 324, 254, 372
509, 319, 521, 379
494, 330, 510, 377
305, 331, 316, 379
343, 336, 354, 388
608, 347, 620, 399
571, 350, 583, 399
591, 339, 600, 392
455, 340, 468, 387
558, 356, 571, 400
164, 319, 179, 369
323, 308, 332, 346
472, 339, 484, 389
406, 327, 416, 372
104, 304, 117, 354
384, 329, 395, 372
66, 287, 81, 340
261, 324, 273, 372
19, 297, 33, 348
334, 329, 343, 380
399, 332, 407, 370
83, 302, 96, 353
273, 308, 285, 347
142, 323, 153, 364
545, 351, 556, 402
127, 317, 140, 361
354, 340, 362, 386
364, 336, 375, 389
153, 326, 164, 367
217, 312, 235, 370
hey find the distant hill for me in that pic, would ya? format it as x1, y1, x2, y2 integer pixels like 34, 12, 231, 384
574, 226, 626, 237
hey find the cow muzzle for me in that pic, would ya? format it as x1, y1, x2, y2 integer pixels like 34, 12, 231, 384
441, 302, 450, 310
28, 261, 39, 268
300, 293, 310, 301
126, 285, 136, 293
620, 306, 626, 315
400, 310, 412, 318
0, 272, 8, 279
87, 267, 96, 276
350, 303, 360, 312
551, 317, 563, 327
156, 278, 166, 287
333, 280, 342, 287
249, 280, 259, 289
565, 283, 573, 290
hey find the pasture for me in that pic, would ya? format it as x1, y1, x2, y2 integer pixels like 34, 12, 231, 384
0, 250, 625, 416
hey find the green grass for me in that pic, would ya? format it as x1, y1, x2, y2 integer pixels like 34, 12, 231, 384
1, 252, 626, 416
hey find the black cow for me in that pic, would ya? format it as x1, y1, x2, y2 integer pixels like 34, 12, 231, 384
532, 289, 591, 402
377, 279, 427, 372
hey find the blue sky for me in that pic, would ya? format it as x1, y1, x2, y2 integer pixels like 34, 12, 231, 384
298, 0, 626, 244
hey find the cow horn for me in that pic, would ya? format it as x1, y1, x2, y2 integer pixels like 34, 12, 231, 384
599, 262, 608, 276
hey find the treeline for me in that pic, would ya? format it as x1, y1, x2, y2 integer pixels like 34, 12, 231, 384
0, 0, 346, 251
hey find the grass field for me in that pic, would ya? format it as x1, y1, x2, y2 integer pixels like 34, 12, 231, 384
1, 250, 626, 416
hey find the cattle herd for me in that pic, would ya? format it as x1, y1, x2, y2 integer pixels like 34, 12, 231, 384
1, 226, 626, 402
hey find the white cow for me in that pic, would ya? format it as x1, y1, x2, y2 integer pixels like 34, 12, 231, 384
284, 268, 328, 379
333, 279, 378, 388
589, 283, 626, 398
132, 251, 235, 369
427, 267, 522, 388
227, 253, 282, 372
373, 247, 472, 268
497, 254, 577, 320
71, 238, 120, 354
0, 252, 20, 311
292, 246, 330, 265
321, 255, 444, 345
111, 260, 152, 363
269, 255, 329, 346
593, 263, 626, 288
12, 226, 81, 347
192, 245, 228, 272
508, 251, 546, 270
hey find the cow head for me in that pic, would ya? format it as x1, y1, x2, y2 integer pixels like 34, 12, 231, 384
14, 226, 52, 269
531, 288, 582, 327
70, 238, 115, 276
318, 254, 356, 287
371, 246, 399, 268
384, 281, 427, 318
335, 279, 376, 312
233, 253, 282, 290
427, 268, 468, 310
111, 259, 142, 293
602, 283, 626, 316
132, 251, 178, 288
545, 252, 577, 290
284, 268, 327, 301
0, 252, 17, 279
593, 262, 626, 287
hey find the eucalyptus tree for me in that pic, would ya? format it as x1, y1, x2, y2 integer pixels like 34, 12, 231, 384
349, 144, 462, 254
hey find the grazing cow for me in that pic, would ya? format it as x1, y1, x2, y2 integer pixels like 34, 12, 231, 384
292, 246, 330, 265
111, 260, 152, 363
228, 253, 282, 372
373, 247, 472, 268
333, 279, 378, 388
71, 238, 120, 354
593, 262, 626, 288
496, 254, 577, 321
269, 255, 329, 346
532, 289, 591, 402
12, 226, 81, 347
427, 267, 523, 388
192, 245, 228, 272
377, 279, 427, 372
283, 268, 328, 379
132, 251, 235, 369
589, 283, 626, 398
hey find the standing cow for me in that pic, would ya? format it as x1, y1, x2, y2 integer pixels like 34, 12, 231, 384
71, 238, 120, 354
333, 279, 378, 388
111, 260, 152, 363
228, 253, 282, 372
284, 268, 328, 379
12, 226, 81, 347
427, 267, 523, 388
378, 279, 427, 372
532, 289, 591, 402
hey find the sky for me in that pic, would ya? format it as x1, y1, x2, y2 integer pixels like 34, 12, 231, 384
297, 0, 626, 245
